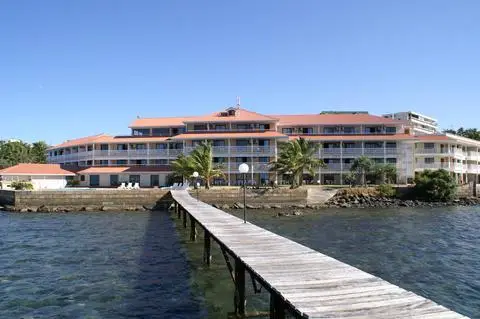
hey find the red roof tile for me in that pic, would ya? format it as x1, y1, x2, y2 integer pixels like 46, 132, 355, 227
76, 166, 171, 174
183, 108, 279, 123
49, 134, 113, 150
288, 134, 416, 141
0, 164, 76, 176
171, 131, 287, 140
129, 116, 194, 128
274, 114, 405, 126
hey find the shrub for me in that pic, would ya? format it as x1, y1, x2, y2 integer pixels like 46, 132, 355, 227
413, 169, 456, 202
376, 184, 396, 197
67, 180, 80, 187
10, 181, 34, 190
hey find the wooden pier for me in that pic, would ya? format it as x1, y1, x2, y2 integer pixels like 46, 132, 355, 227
170, 190, 467, 318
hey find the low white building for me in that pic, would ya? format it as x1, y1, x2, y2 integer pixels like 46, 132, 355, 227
75, 166, 170, 188
0, 163, 75, 190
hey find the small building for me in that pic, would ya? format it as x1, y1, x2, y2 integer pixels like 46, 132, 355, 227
75, 166, 170, 188
0, 163, 75, 190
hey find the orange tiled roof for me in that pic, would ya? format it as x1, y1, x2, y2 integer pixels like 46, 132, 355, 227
274, 114, 405, 126
171, 131, 288, 140
129, 116, 193, 128
183, 108, 279, 123
0, 163, 76, 176
288, 134, 416, 141
414, 135, 452, 141
49, 134, 113, 150
76, 166, 170, 174
106, 136, 170, 143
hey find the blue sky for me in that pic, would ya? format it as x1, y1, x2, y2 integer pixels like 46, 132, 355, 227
1, 0, 479, 145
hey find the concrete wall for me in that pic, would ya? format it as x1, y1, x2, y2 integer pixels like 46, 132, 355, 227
190, 187, 309, 206
0, 190, 15, 205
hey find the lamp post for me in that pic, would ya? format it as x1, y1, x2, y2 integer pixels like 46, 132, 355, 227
238, 163, 249, 223
192, 171, 199, 200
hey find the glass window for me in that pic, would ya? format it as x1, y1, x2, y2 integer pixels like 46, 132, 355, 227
133, 128, 150, 136
425, 157, 435, 164
236, 124, 250, 130
89, 175, 100, 187
80, 175, 85, 181
282, 128, 293, 134
259, 157, 269, 163
151, 159, 168, 165
386, 127, 396, 133
323, 127, 335, 134
150, 175, 160, 187
386, 158, 397, 164
386, 142, 397, 148
129, 175, 141, 183
193, 124, 207, 131
424, 143, 435, 149
343, 127, 355, 134
301, 127, 313, 134
110, 175, 119, 186
100, 144, 109, 151
152, 128, 170, 136
116, 160, 128, 165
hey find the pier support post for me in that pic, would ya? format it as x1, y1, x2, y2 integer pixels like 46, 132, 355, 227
190, 216, 197, 241
182, 208, 187, 229
235, 258, 246, 316
175, 202, 180, 219
203, 230, 211, 265
270, 293, 285, 319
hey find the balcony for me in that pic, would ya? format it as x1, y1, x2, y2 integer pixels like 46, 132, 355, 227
415, 163, 450, 170
363, 148, 385, 156
223, 162, 271, 172
468, 164, 479, 173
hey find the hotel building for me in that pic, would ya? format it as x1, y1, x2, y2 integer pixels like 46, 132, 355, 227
47, 105, 480, 188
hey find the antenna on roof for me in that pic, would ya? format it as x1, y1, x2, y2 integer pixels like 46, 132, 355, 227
236, 96, 241, 107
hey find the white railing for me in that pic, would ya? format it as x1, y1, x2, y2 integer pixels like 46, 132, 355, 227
363, 148, 385, 155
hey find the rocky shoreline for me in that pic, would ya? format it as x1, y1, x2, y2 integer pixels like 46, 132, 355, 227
0, 204, 157, 213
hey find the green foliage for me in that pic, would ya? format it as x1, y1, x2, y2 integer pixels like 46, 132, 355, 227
67, 180, 80, 187
413, 169, 457, 201
10, 181, 34, 190
343, 171, 356, 187
171, 142, 224, 189
270, 138, 325, 189
372, 163, 397, 184
0, 140, 49, 166
376, 184, 396, 197
350, 156, 375, 186
444, 127, 480, 140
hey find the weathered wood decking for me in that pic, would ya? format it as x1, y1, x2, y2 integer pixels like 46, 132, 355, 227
171, 190, 467, 318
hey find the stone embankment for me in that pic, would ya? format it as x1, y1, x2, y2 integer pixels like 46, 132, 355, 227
325, 188, 480, 208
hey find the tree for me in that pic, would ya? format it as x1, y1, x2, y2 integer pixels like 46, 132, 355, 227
270, 138, 325, 188
30, 141, 48, 163
372, 163, 397, 184
0, 141, 31, 166
343, 171, 356, 187
414, 169, 457, 201
444, 127, 480, 141
188, 142, 225, 189
350, 156, 374, 187
171, 142, 224, 189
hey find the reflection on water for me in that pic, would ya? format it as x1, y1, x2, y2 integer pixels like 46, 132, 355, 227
179, 206, 480, 318
0, 211, 206, 319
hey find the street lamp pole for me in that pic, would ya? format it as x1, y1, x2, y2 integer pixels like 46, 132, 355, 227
238, 163, 249, 224
192, 171, 199, 200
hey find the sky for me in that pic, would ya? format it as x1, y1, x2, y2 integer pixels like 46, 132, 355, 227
1, 0, 480, 145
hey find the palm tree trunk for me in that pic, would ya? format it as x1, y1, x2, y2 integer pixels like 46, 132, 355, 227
205, 177, 210, 189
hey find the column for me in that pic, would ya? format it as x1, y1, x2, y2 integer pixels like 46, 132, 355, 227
227, 139, 231, 186
339, 141, 343, 185
250, 138, 254, 185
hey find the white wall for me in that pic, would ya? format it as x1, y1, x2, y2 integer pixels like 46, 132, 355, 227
77, 172, 169, 188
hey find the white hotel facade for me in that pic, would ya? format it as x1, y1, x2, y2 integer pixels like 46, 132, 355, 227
47, 106, 480, 188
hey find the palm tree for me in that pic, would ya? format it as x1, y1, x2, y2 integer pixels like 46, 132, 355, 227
30, 141, 49, 163
171, 154, 196, 181
350, 156, 374, 186
373, 163, 397, 184
270, 138, 325, 188
188, 142, 225, 189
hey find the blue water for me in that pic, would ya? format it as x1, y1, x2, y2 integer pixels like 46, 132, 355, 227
0, 211, 206, 318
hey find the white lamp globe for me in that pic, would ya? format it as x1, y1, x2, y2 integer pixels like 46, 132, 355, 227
192, 171, 199, 178
238, 163, 249, 174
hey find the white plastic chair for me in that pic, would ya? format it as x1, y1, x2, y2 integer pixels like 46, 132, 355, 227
117, 182, 126, 189
126, 182, 133, 190
133, 182, 140, 189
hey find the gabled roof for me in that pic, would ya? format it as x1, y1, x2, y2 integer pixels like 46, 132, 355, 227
170, 131, 287, 140
183, 108, 279, 123
49, 134, 112, 150
274, 114, 406, 126
129, 116, 193, 128
0, 164, 76, 176
416, 133, 480, 146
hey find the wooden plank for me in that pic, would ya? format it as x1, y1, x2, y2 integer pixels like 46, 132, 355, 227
171, 191, 467, 319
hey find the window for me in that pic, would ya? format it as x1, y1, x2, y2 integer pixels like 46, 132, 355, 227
129, 175, 141, 184
171, 127, 185, 135
97, 160, 108, 166
80, 175, 85, 182
385, 127, 396, 133
155, 143, 167, 149
424, 158, 435, 164
236, 124, 250, 130
213, 140, 226, 147
258, 139, 270, 146
282, 128, 293, 134
323, 127, 335, 134
151, 159, 168, 165
100, 144, 109, 151
133, 128, 150, 136
193, 124, 207, 131
89, 175, 100, 187
150, 175, 160, 187
152, 128, 170, 136
259, 157, 269, 163
301, 127, 313, 134
236, 140, 250, 146
343, 127, 355, 134
87, 145, 93, 151
110, 175, 119, 186
259, 124, 270, 130
386, 142, 397, 148
116, 160, 128, 165
214, 124, 226, 131
424, 143, 435, 149
386, 158, 397, 164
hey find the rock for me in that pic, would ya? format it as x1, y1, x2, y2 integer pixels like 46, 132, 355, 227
143, 205, 154, 211
84, 206, 99, 212
135, 206, 146, 211
37, 205, 50, 213
399, 202, 408, 207
292, 210, 303, 216
261, 204, 271, 209
212, 203, 221, 209
340, 203, 351, 208
246, 204, 258, 209
19, 208, 29, 213
276, 212, 289, 217
233, 202, 244, 209
271, 204, 282, 209
453, 199, 460, 203
293, 204, 306, 209
221, 204, 230, 210
101, 206, 116, 211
